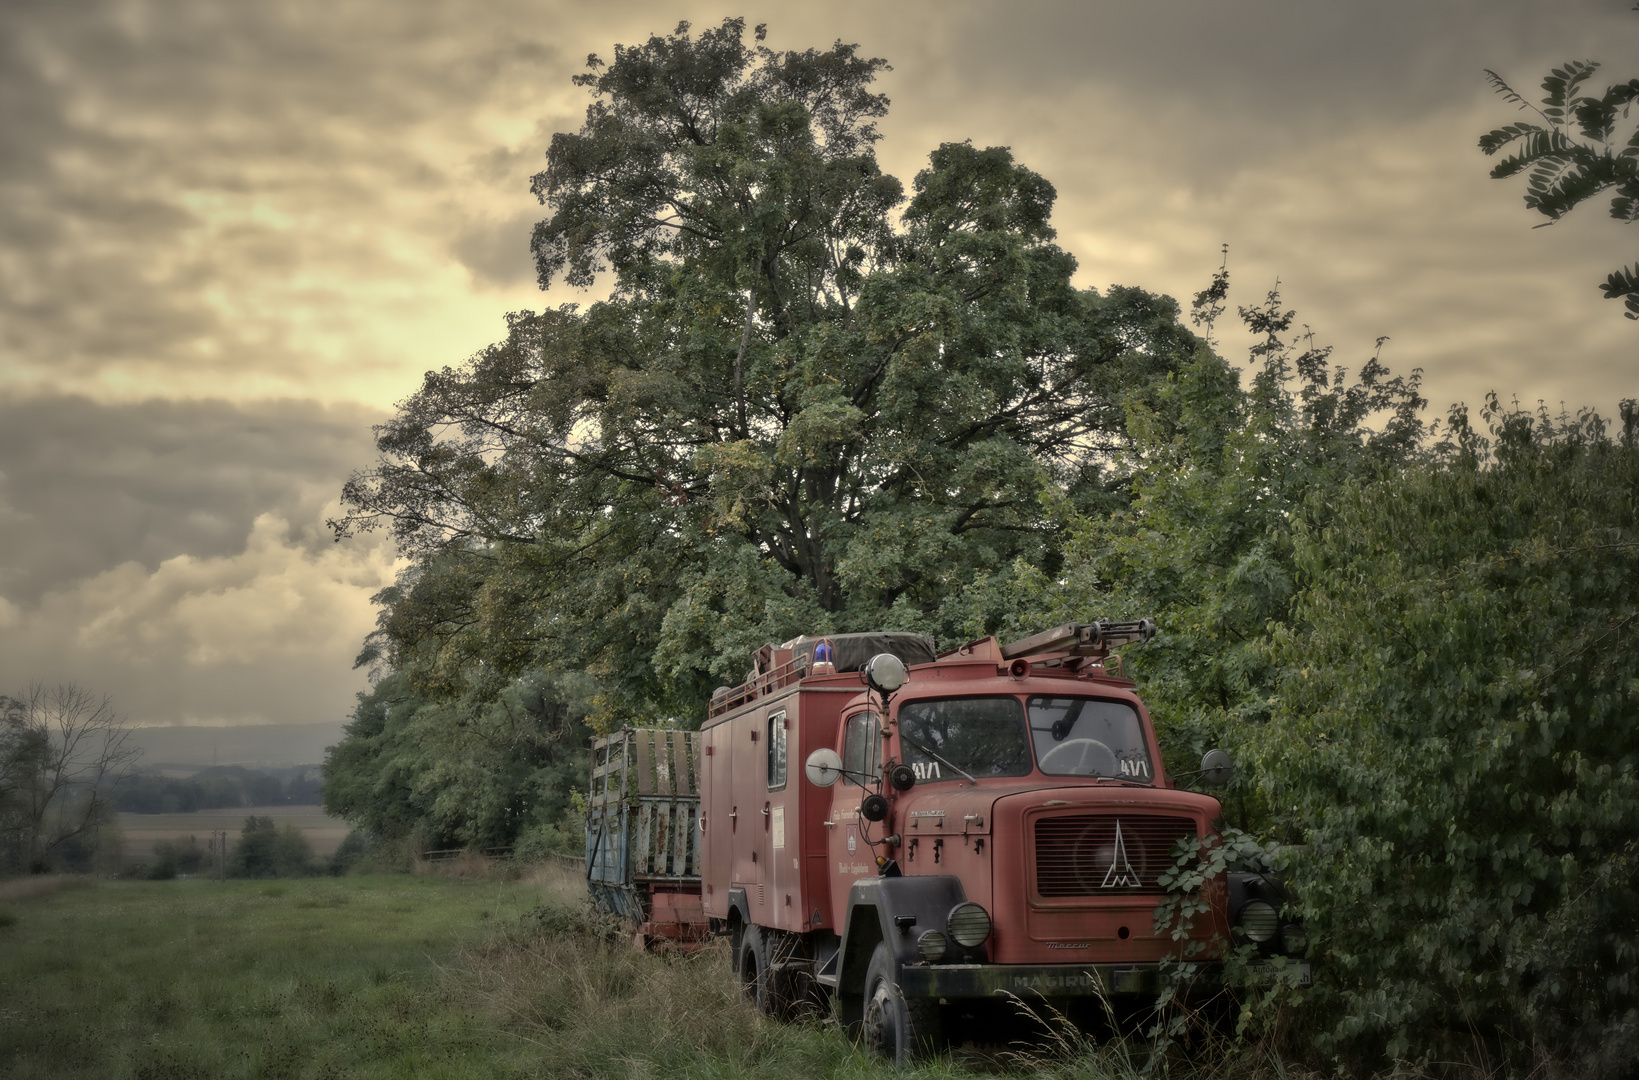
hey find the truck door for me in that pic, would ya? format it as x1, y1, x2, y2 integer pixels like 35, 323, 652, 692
829, 708, 880, 919
731, 710, 763, 909
764, 708, 795, 931
702, 720, 733, 919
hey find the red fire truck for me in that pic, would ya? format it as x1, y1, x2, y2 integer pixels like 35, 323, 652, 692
690, 620, 1305, 1061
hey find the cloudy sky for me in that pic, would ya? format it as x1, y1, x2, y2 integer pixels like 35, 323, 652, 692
1, 0, 1633, 747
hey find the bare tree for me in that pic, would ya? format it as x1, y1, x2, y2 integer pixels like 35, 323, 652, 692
0, 683, 140, 873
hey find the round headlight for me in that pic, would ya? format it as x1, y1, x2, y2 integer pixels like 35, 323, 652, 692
1238, 900, 1278, 943
916, 930, 948, 961
1280, 923, 1308, 955
947, 902, 991, 947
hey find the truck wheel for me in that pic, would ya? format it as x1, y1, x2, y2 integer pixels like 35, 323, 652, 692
862, 943, 942, 1064
740, 925, 791, 1017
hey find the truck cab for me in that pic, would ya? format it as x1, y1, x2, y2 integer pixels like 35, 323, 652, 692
695, 621, 1300, 1061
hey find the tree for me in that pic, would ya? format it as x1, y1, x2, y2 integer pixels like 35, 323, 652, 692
322, 668, 591, 852
997, 266, 1428, 827
227, 816, 315, 879
332, 18, 1204, 726
0, 683, 139, 873
1481, 58, 1639, 317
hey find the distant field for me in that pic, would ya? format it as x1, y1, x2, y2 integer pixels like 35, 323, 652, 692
116, 805, 350, 857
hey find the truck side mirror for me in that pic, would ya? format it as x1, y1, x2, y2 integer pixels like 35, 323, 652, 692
1200, 748, 1234, 787
805, 747, 844, 787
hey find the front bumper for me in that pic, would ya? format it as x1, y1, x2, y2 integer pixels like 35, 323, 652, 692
900, 962, 1186, 999
897, 959, 1311, 999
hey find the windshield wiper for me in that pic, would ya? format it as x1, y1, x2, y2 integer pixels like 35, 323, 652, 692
899, 735, 978, 786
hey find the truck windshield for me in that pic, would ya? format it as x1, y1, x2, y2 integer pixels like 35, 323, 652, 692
1028, 696, 1153, 782
896, 697, 1032, 782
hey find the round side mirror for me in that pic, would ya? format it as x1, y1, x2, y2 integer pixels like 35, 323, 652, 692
864, 653, 908, 694
1200, 748, 1234, 787
887, 763, 916, 791
860, 793, 890, 822
805, 747, 844, 788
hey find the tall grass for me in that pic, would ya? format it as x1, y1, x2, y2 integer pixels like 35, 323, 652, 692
0, 863, 1497, 1079
0, 873, 544, 1079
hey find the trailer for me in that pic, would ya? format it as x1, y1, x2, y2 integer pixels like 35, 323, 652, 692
585, 728, 709, 948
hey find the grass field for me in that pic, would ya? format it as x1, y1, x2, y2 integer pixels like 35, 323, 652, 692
116, 806, 351, 858
0, 866, 1172, 1080
0, 871, 555, 1079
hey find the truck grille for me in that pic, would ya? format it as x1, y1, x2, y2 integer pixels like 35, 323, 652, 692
1034, 815, 1201, 896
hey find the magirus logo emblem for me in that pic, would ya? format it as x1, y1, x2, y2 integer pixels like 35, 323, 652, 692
1100, 820, 1140, 888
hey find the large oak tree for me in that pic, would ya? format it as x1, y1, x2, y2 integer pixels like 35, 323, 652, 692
333, 19, 1204, 726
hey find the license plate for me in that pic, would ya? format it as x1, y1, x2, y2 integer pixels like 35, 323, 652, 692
1249, 960, 1312, 987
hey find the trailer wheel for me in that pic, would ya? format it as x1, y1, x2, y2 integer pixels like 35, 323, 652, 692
862, 943, 942, 1064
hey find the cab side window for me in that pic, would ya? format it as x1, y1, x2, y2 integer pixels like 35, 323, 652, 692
767, 710, 788, 791
842, 711, 880, 787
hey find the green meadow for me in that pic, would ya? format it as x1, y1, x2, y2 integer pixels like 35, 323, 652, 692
0, 869, 1001, 1080
0, 872, 554, 1080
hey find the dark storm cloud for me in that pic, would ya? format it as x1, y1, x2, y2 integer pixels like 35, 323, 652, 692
0, 0, 1634, 730
0, 0, 576, 398
0, 394, 398, 727
0, 394, 384, 602
451, 208, 544, 288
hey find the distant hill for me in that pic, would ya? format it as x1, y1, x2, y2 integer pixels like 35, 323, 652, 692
124, 721, 345, 775
113, 762, 326, 813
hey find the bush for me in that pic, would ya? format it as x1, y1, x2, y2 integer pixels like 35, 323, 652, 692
227, 817, 315, 879
146, 842, 178, 880
1247, 400, 1639, 1073
512, 815, 583, 864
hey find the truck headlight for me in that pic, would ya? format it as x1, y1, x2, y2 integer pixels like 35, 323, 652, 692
1280, 923, 1307, 955
917, 930, 948, 961
947, 902, 991, 947
1238, 900, 1278, 943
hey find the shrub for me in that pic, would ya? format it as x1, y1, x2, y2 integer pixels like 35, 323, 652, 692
146, 841, 178, 880
228, 817, 315, 878
1247, 400, 1639, 1073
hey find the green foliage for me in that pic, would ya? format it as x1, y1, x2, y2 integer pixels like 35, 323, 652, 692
1241, 398, 1639, 1073
322, 669, 591, 853
1011, 271, 1427, 831
1152, 827, 1308, 1050
227, 817, 314, 879
147, 835, 206, 880
333, 18, 1203, 729
1482, 60, 1639, 317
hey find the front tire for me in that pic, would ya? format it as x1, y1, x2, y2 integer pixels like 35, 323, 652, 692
861, 943, 942, 1064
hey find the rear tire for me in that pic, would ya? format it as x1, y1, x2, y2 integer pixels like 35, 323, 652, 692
861, 943, 942, 1064
740, 925, 796, 1017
